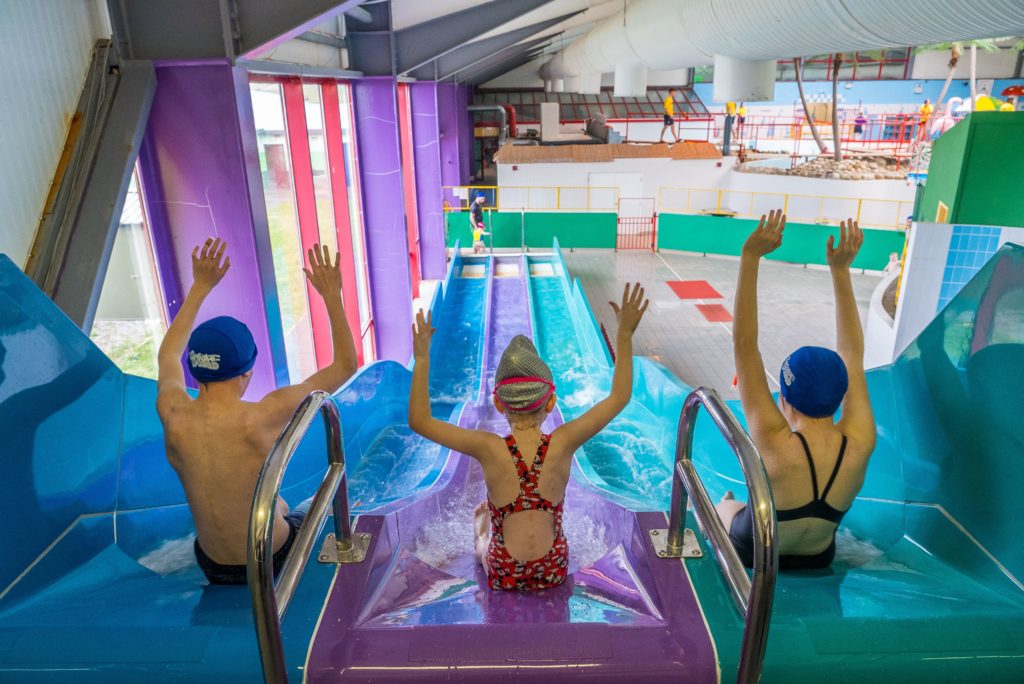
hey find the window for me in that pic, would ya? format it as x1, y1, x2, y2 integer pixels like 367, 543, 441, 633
251, 80, 317, 382
90, 172, 166, 378
336, 83, 375, 364
249, 77, 376, 377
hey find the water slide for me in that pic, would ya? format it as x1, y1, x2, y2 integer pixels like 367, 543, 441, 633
2, 240, 1023, 681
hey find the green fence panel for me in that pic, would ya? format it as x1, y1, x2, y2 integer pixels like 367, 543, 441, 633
446, 212, 617, 249
445, 211, 521, 248
525, 213, 617, 249
657, 214, 905, 270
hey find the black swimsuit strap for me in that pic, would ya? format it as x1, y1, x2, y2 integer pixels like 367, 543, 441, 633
792, 432, 820, 500
819, 435, 848, 502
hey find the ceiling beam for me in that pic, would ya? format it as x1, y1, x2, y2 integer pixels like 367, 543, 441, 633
453, 36, 552, 83
297, 31, 346, 49
408, 10, 582, 81
468, 52, 544, 86
234, 0, 368, 57
110, 0, 367, 60
347, 0, 558, 76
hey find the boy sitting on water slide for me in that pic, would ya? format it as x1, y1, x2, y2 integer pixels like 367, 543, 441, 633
156, 239, 357, 584
409, 284, 649, 591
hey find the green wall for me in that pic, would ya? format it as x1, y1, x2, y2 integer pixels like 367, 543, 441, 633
445, 212, 617, 249
657, 214, 905, 270
916, 112, 1024, 227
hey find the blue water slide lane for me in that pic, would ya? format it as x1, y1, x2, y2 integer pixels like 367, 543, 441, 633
0, 249, 489, 681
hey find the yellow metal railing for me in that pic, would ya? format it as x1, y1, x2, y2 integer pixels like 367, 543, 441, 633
656, 187, 913, 230
442, 185, 620, 212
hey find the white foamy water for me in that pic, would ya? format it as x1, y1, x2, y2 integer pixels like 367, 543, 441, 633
411, 482, 613, 575
833, 528, 921, 574
137, 535, 196, 575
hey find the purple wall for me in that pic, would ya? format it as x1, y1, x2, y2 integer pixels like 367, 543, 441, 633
138, 63, 284, 398
437, 83, 462, 207
351, 78, 413, 363
410, 82, 446, 280
456, 85, 474, 184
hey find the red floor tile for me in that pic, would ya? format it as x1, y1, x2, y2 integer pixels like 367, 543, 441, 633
667, 280, 722, 299
696, 304, 733, 322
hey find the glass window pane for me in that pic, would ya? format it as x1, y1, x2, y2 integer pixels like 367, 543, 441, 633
302, 84, 338, 251
337, 83, 373, 345
250, 81, 316, 381
90, 173, 166, 378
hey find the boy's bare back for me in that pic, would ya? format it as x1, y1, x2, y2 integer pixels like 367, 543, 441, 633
160, 395, 294, 565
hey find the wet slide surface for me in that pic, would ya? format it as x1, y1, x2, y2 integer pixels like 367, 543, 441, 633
305, 254, 717, 682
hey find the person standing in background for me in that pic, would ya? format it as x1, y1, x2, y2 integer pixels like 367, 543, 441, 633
918, 99, 934, 139
660, 88, 680, 144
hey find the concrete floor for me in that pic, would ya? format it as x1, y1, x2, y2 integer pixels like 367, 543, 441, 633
562, 249, 881, 394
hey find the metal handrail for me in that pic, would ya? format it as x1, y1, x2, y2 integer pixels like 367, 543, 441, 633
247, 390, 361, 684
666, 387, 778, 684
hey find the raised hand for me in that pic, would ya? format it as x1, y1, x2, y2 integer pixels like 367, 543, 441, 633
303, 244, 342, 300
191, 237, 230, 291
609, 282, 649, 335
742, 209, 786, 258
827, 219, 864, 270
412, 309, 435, 360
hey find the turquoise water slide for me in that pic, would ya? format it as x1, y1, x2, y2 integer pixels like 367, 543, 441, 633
533, 241, 1024, 681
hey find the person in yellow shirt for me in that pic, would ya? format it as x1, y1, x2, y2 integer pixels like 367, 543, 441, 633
660, 88, 680, 144
917, 99, 934, 139
725, 101, 737, 116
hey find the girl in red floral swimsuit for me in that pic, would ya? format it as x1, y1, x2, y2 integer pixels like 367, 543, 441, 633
409, 283, 649, 591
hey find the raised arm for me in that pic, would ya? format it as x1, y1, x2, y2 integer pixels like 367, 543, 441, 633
829, 220, 876, 451
734, 210, 790, 445
408, 310, 498, 458
555, 283, 648, 451
157, 238, 229, 411
259, 245, 359, 423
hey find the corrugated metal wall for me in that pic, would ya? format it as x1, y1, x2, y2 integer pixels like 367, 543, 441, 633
0, 0, 107, 268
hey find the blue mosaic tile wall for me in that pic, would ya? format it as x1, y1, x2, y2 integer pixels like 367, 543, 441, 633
937, 225, 1002, 312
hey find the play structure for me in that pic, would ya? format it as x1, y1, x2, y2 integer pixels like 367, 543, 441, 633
1, 237, 1023, 682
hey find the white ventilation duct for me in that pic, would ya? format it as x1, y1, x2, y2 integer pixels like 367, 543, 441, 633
542, 0, 1024, 99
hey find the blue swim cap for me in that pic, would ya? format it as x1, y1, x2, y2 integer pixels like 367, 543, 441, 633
779, 346, 848, 418
187, 316, 258, 383
475, 192, 486, 200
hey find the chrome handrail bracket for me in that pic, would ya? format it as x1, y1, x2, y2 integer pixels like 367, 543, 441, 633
649, 528, 702, 559
658, 387, 779, 684
318, 531, 371, 564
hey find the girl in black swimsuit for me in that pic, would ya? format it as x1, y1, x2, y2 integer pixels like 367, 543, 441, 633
720, 212, 877, 571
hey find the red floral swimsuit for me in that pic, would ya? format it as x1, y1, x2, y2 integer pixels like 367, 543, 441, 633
485, 434, 569, 591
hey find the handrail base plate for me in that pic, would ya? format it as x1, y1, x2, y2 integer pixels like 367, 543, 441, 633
650, 528, 703, 559
319, 532, 371, 564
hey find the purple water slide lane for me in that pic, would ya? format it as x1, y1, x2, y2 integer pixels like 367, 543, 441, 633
305, 263, 717, 681
437, 82, 462, 208
138, 63, 281, 398
410, 83, 446, 281
351, 78, 413, 363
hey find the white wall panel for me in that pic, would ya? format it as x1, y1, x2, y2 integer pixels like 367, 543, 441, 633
0, 0, 106, 269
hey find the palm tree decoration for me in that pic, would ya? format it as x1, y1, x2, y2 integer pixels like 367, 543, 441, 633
793, 57, 828, 154
831, 53, 843, 162
915, 38, 1011, 111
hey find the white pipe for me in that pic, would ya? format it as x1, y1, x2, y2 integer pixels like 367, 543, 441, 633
541, 0, 1024, 80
